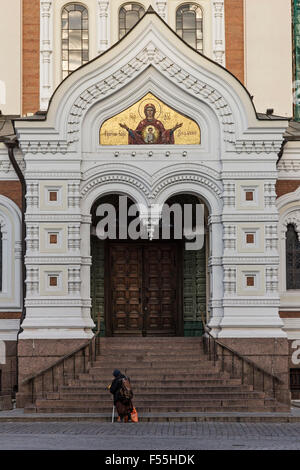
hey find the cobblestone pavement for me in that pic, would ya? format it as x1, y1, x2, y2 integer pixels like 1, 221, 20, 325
0, 422, 300, 450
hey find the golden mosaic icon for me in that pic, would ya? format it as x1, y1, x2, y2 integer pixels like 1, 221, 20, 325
100, 93, 201, 145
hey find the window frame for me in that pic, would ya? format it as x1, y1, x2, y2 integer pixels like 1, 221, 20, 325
119, 2, 146, 39
176, 3, 204, 53
61, 3, 89, 79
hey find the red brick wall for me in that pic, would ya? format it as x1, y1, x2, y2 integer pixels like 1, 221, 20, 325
276, 180, 300, 199
0, 181, 22, 209
22, 0, 40, 115
224, 0, 245, 84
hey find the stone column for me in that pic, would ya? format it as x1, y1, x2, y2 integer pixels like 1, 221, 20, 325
207, 215, 224, 336
97, 0, 110, 54
40, 0, 53, 111
212, 1, 226, 66
155, 1, 168, 22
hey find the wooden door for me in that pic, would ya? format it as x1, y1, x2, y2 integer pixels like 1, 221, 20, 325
143, 244, 178, 336
107, 242, 181, 336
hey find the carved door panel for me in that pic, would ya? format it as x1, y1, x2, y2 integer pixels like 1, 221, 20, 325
108, 242, 180, 336
143, 244, 178, 335
109, 244, 143, 335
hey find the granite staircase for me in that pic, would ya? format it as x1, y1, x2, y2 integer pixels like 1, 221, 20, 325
24, 337, 289, 416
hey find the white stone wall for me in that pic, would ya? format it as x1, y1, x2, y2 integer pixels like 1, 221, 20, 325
15, 14, 289, 339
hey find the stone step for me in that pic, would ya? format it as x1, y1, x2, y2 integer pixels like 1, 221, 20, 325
59, 384, 254, 394
46, 391, 266, 401
87, 366, 221, 374
33, 400, 282, 414
67, 378, 243, 387
89, 358, 214, 366
79, 371, 231, 380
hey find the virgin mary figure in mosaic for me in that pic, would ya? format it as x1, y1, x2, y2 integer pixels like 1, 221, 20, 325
119, 103, 183, 144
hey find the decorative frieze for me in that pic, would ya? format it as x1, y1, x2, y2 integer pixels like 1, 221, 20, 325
234, 140, 282, 154
20, 141, 69, 155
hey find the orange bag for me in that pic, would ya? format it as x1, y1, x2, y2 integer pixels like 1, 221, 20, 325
131, 407, 138, 423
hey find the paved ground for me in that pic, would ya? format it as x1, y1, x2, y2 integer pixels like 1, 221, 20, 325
1, 421, 300, 450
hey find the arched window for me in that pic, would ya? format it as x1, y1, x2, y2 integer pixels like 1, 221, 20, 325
61, 4, 89, 79
286, 224, 300, 290
176, 3, 203, 53
119, 3, 145, 39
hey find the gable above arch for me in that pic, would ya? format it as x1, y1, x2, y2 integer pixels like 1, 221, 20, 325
15, 8, 288, 155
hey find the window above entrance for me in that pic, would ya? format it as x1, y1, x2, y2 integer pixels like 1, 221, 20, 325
99, 93, 201, 145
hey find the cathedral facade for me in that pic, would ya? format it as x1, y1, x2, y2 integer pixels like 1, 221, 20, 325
0, 0, 299, 409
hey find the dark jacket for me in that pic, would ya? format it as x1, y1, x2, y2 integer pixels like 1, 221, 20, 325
110, 373, 128, 405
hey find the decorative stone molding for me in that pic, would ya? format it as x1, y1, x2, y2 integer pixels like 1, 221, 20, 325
265, 224, 278, 251
234, 140, 282, 154
20, 141, 69, 155
67, 42, 235, 146
26, 267, 39, 295
223, 267, 236, 295
26, 224, 39, 252
152, 174, 223, 199
266, 266, 278, 294
223, 224, 236, 250
97, 0, 110, 54
68, 224, 81, 251
264, 183, 277, 208
26, 183, 39, 209
281, 211, 300, 240
212, 1, 225, 66
68, 266, 81, 295
40, 0, 53, 111
68, 182, 81, 209
81, 173, 151, 199
155, 1, 168, 21
222, 182, 235, 208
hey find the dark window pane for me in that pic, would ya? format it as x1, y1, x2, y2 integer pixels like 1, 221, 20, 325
69, 30, 81, 49
69, 11, 82, 29
61, 4, 89, 77
183, 11, 196, 29
69, 50, 82, 70
176, 4, 203, 52
286, 224, 300, 289
119, 3, 145, 38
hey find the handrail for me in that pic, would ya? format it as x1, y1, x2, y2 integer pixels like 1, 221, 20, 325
200, 312, 285, 403
203, 324, 283, 385
20, 315, 101, 405
22, 313, 101, 387
21, 338, 94, 386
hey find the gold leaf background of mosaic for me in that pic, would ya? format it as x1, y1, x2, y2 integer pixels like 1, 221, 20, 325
99, 93, 201, 145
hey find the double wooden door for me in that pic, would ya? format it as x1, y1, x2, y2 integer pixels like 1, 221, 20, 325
106, 242, 182, 336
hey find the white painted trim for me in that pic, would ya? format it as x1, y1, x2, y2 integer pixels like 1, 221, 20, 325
40, 0, 54, 111
0, 196, 22, 312
212, 0, 225, 67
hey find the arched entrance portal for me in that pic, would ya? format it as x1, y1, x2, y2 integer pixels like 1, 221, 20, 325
90, 194, 208, 337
